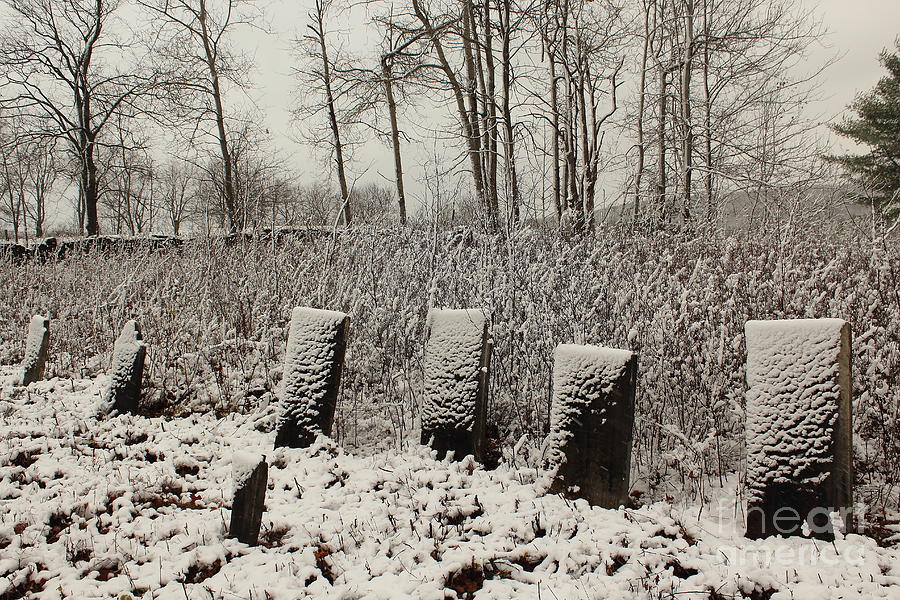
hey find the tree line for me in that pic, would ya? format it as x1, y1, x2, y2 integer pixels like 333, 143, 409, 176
0, 0, 890, 240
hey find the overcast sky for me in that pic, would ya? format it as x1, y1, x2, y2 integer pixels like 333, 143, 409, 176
811, 0, 900, 145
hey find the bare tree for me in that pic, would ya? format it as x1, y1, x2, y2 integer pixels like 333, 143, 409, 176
0, 128, 28, 241
408, 0, 495, 229
24, 138, 57, 237
351, 182, 397, 224
159, 160, 195, 235
628, 0, 829, 227
296, 0, 357, 227
139, 0, 262, 233
0, 115, 59, 240
541, 0, 624, 233
374, 13, 430, 226
290, 180, 339, 226
100, 117, 157, 234
0, 0, 159, 235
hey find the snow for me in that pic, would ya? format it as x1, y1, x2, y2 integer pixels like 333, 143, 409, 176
100, 320, 146, 413
18, 314, 49, 385
0, 376, 897, 599
421, 308, 489, 432
232, 452, 266, 491
545, 343, 634, 470
277, 307, 348, 442
744, 319, 850, 506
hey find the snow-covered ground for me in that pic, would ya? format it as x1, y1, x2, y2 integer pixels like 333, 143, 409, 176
1, 375, 898, 599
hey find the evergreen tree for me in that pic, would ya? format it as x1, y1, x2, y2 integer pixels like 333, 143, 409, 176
828, 40, 900, 217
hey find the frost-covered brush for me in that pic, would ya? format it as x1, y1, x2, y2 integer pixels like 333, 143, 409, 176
0, 228, 897, 513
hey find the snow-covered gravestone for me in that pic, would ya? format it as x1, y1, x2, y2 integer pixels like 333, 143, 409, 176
546, 344, 637, 508
420, 308, 491, 462
102, 320, 147, 415
274, 308, 350, 448
229, 453, 268, 545
744, 319, 853, 540
19, 315, 50, 385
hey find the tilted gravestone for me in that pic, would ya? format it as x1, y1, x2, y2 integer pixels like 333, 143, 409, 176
19, 315, 50, 385
545, 344, 637, 508
229, 452, 268, 545
274, 307, 350, 448
102, 320, 147, 415
420, 308, 492, 462
744, 319, 853, 540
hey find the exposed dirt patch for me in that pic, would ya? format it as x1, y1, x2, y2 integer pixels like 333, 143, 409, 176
446, 563, 487, 600
180, 558, 224, 584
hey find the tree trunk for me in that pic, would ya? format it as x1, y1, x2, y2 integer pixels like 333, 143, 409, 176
481, 0, 499, 227
635, 1, 651, 223
381, 58, 407, 224
681, 0, 694, 221
462, 0, 494, 230
199, 0, 238, 232
34, 187, 44, 237
656, 67, 667, 224
314, 1, 351, 226
701, 0, 714, 222
83, 139, 100, 236
412, 0, 487, 222
499, 0, 520, 226
548, 44, 562, 222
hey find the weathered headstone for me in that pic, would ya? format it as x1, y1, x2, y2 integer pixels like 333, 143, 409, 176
744, 318, 853, 540
229, 453, 267, 545
545, 344, 637, 508
102, 320, 147, 415
19, 315, 50, 385
274, 307, 350, 448
420, 308, 492, 462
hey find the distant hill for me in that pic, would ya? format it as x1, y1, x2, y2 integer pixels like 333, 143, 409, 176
603, 185, 872, 231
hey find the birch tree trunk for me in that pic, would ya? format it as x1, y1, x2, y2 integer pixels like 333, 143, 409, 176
634, 0, 652, 223
680, 0, 695, 221
310, 0, 352, 226
381, 58, 407, 224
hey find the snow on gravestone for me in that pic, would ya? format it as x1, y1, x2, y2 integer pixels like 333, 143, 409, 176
545, 344, 637, 508
274, 308, 350, 448
420, 308, 491, 462
229, 452, 268, 545
19, 315, 50, 385
744, 319, 853, 540
101, 320, 147, 415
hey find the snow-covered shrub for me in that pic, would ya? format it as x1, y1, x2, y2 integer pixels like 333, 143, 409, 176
0, 226, 897, 512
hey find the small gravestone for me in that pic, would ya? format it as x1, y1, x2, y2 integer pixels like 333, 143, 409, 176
744, 319, 853, 540
19, 315, 50, 385
102, 320, 147, 415
274, 308, 350, 448
545, 344, 637, 508
420, 308, 491, 462
229, 453, 267, 545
